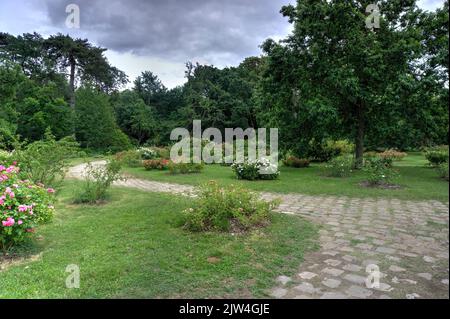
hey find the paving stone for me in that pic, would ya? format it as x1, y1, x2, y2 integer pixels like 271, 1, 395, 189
356, 243, 373, 250
417, 273, 432, 280
298, 271, 317, 280
322, 268, 344, 276
343, 274, 367, 285
374, 283, 394, 292
342, 255, 355, 262
423, 256, 436, 263
276, 275, 292, 285
441, 279, 449, 285
322, 278, 341, 288
406, 293, 420, 299
389, 265, 406, 272
342, 264, 363, 272
320, 292, 348, 299
324, 259, 342, 267
294, 282, 319, 294
375, 247, 396, 254
346, 285, 373, 298
270, 287, 287, 298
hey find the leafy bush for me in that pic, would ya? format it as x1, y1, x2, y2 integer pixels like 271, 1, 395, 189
306, 139, 354, 162
115, 149, 142, 167
232, 158, 280, 180
182, 181, 279, 232
0, 163, 55, 254
324, 156, 354, 177
283, 156, 310, 168
425, 147, 448, 166
138, 147, 170, 160
436, 162, 449, 181
74, 160, 124, 204
363, 157, 399, 186
143, 159, 170, 170
13, 131, 80, 187
168, 161, 204, 174
379, 149, 407, 161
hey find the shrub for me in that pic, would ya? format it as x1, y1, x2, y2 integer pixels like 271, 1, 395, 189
308, 139, 355, 162
182, 181, 279, 232
143, 159, 170, 170
363, 157, 399, 186
379, 149, 407, 161
232, 158, 280, 180
139, 146, 170, 160
283, 156, 310, 168
0, 163, 55, 254
425, 147, 449, 167
74, 160, 124, 204
436, 162, 449, 181
324, 156, 354, 177
168, 161, 204, 174
115, 149, 142, 167
13, 131, 80, 187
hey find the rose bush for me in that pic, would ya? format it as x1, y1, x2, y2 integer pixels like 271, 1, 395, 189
232, 158, 280, 180
0, 163, 55, 254
143, 159, 170, 170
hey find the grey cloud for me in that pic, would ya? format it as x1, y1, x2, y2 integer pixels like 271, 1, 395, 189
42, 0, 292, 65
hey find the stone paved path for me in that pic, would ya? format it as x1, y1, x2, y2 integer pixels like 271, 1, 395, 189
68, 162, 449, 299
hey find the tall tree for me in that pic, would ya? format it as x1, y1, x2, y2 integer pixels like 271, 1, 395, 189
261, 0, 424, 166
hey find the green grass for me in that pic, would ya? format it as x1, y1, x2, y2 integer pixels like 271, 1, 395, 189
122, 153, 448, 202
0, 181, 318, 298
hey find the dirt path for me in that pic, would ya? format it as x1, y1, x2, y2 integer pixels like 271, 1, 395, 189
68, 162, 449, 299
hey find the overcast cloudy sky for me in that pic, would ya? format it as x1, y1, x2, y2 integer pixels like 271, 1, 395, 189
0, 0, 445, 88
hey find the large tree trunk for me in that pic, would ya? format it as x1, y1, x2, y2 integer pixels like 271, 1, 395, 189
69, 55, 76, 108
355, 103, 365, 169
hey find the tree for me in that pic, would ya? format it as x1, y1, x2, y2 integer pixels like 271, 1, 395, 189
75, 87, 131, 152
261, 0, 425, 166
45, 34, 128, 108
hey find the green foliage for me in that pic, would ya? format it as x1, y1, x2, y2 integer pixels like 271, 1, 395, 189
283, 156, 310, 168
182, 181, 279, 232
436, 162, 449, 181
231, 158, 279, 180
168, 161, 204, 174
74, 160, 123, 204
379, 149, 408, 161
143, 159, 170, 171
13, 131, 80, 187
363, 157, 399, 186
425, 147, 449, 166
138, 146, 170, 160
75, 87, 132, 152
324, 156, 354, 178
114, 149, 142, 168
0, 163, 55, 254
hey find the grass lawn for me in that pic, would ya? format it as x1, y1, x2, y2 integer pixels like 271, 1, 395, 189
122, 153, 449, 202
0, 181, 318, 298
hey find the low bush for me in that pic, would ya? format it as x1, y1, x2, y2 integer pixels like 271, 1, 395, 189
232, 158, 279, 180
13, 131, 80, 187
363, 157, 399, 186
74, 160, 124, 204
379, 149, 407, 162
182, 181, 279, 232
308, 139, 355, 162
425, 147, 448, 167
143, 159, 170, 170
115, 149, 142, 167
138, 147, 170, 160
436, 162, 449, 181
324, 156, 354, 177
0, 163, 55, 254
283, 156, 310, 168
168, 161, 204, 174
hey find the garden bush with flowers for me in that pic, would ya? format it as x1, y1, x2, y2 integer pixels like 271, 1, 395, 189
0, 163, 55, 254
231, 158, 280, 180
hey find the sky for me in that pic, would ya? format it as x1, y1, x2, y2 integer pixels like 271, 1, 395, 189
0, 0, 446, 89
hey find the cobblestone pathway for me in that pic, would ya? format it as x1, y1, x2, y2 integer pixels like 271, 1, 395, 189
68, 162, 449, 299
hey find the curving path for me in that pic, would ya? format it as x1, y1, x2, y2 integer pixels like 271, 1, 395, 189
68, 162, 449, 299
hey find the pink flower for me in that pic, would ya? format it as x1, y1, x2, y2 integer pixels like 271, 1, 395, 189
47, 188, 55, 194
26, 228, 35, 233
2, 217, 15, 227
0, 165, 5, 171
18, 205, 28, 212
18, 220, 23, 225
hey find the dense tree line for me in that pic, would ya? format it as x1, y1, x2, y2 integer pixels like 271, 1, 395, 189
1, 0, 448, 160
